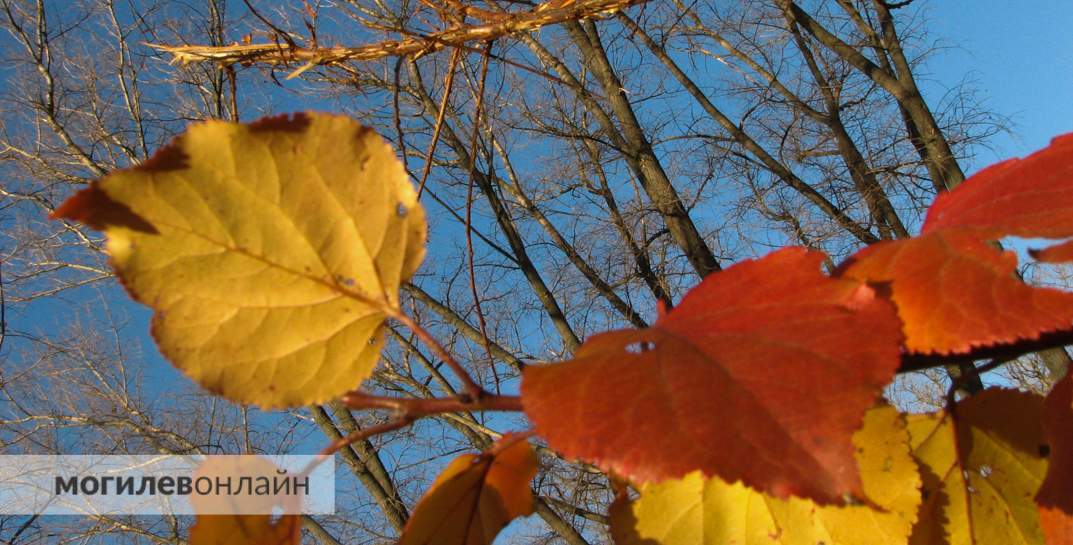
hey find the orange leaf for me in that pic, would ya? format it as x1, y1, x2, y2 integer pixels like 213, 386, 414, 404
923, 133, 1073, 239
840, 135, 1073, 355
188, 457, 302, 545
189, 515, 300, 545
840, 230, 1073, 354
1032, 240, 1073, 264
1038, 373, 1073, 545
398, 434, 538, 545
522, 248, 902, 504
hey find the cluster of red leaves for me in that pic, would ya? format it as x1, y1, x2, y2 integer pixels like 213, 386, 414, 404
841, 134, 1073, 354
50, 116, 1073, 544
522, 134, 1073, 533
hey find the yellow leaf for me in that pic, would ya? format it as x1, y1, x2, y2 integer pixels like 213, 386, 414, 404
399, 433, 538, 545
611, 406, 921, 545
53, 112, 427, 408
906, 388, 1048, 545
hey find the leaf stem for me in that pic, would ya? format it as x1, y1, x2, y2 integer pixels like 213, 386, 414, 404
464, 43, 501, 393
299, 392, 524, 476
303, 417, 413, 476
416, 48, 461, 198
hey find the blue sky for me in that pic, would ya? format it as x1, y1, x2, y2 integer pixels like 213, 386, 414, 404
919, 0, 1073, 292
922, 0, 1073, 168
8, 0, 1070, 426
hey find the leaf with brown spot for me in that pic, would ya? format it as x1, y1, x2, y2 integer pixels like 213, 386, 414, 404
906, 389, 1049, 545
51, 112, 427, 408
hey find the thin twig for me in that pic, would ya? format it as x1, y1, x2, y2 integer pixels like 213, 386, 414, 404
465, 42, 500, 391
387, 308, 484, 398
392, 56, 408, 173
0, 259, 6, 356
226, 66, 239, 122
301, 392, 525, 476
416, 47, 461, 198
242, 0, 298, 48
386, 24, 572, 89
341, 391, 523, 413
304, 418, 413, 474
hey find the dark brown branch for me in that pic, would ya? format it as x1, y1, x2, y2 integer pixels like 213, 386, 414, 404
490, 136, 649, 328
619, 14, 880, 245
404, 283, 525, 370
566, 19, 724, 276
388, 309, 484, 397
898, 330, 1073, 374
0, 260, 6, 356
780, 0, 965, 191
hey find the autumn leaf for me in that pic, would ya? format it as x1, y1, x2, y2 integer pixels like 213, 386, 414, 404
1031, 242, 1073, 264
189, 515, 300, 545
840, 230, 1073, 354
923, 133, 1073, 237
610, 406, 921, 545
906, 388, 1049, 545
1037, 373, 1073, 545
522, 248, 902, 504
398, 433, 538, 545
840, 134, 1073, 355
189, 456, 301, 545
52, 112, 427, 408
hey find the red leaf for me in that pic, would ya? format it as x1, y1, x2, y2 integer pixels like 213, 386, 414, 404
924, 133, 1073, 240
838, 133, 1073, 355
522, 248, 902, 504
840, 230, 1073, 354
1038, 373, 1073, 545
